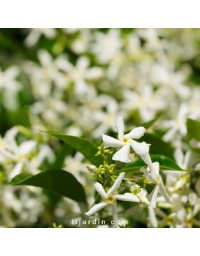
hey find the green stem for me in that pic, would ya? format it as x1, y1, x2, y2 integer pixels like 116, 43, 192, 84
112, 161, 119, 173
113, 175, 136, 182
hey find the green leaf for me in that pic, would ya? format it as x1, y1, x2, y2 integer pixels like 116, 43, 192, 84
116, 155, 183, 174
8, 169, 87, 205
187, 118, 200, 141
139, 133, 175, 159
41, 130, 103, 167
141, 112, 168, 129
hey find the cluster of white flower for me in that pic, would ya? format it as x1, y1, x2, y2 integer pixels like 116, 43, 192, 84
85, 116, 170, 228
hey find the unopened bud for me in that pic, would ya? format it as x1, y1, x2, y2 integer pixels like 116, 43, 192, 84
85, 164, 98, 174
95, 151, 101, 156
98, 174, 103, 183
100, 143, 105, 154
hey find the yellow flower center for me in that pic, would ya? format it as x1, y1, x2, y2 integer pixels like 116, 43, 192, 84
157, 176, 161, 185
122, 137, 130, 145
106, 195, 115, 204
138, 98, 146, 107
0, 140, 6, 148
186, 218, 193, 228
19, 155, 26, 162
166, 217, 174, 226
175, 119, 181, 127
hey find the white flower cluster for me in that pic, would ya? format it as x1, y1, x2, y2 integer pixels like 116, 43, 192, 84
85, 116, 170, 227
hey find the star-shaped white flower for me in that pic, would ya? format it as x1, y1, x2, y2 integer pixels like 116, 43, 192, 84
85, 172, 142, 227
141, 162, 170, 208
102, 116, 149, 163
6, 140, 37, 181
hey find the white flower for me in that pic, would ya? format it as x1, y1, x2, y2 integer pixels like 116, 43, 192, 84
174, 147, 198, 170
91, 29, 123, 64
7, 140, 37, 181
0, 66, 21, 91
0, 127, 19, 161
122, 86, 166, 122
85, 172, 140, 227
25, 28, 57, 47
63, 152, 88, 184
176, 202, 200, 228
162, 103, 188, 142
102, 116, 149, 163
141, 162, 170, 208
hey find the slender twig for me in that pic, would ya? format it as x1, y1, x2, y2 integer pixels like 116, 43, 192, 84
112, 161, 119, 173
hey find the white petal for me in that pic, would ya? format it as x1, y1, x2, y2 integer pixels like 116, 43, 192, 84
148, 207, 158, 228
85, 67, 103, 80
180, 125, 187, 139
176, 208, 186, 222
193, 203, 200, 217
5, 126, 18, 141
177, 103, 188, 118
148, 173, 157, 184
114, 193, 140, 203
37, 49, 52, 67
159, 177, 170, 202
112, 201, 118, 228
102, 134, 124, 148
115, 116, 124, 140
43, 28, 56, 39
1, 150, 17, 161
153, 162, 160, 176
140, 167, 149, 180
25, 30, 41, 47
25, 160, 38, 175
163, 127, 176, 142
141, 153, 157, 179
183, 151, 191, 170
130, 139, 149, 156
89, 180, 106, 200
107, 172, 125, 196
76, 56, 89, 70
85, 202, 108, 216
147, 185, 159, 208
112, 144, 131, 163
8, 162, 23, 181
137, 193, 150, 205
174, 147, 184, 168
19, 141, 36, 155
125, 126, 146, 139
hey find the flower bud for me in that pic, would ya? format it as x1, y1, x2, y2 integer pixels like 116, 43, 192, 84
98, 174, 103, 183
85, 164, 98, 174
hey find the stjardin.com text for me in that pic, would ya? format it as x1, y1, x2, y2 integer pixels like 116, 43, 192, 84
72, 218, 128, 227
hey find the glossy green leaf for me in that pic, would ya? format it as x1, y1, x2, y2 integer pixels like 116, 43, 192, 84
8, 169, 87, 205
116, 155, 183, 174
41, 130, 103, 167
187, 118, 200, 141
